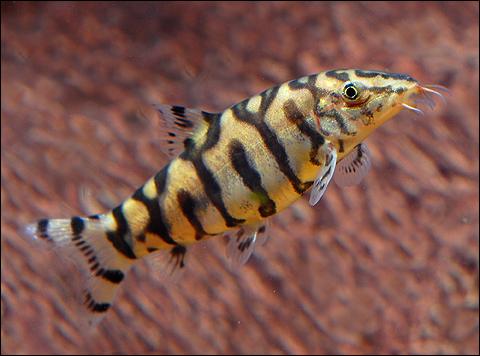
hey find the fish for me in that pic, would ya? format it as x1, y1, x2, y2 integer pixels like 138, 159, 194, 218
25, 69, 445, 324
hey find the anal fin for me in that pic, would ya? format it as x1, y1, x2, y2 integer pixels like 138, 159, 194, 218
225, 222, 268, 267
147, 245, 187, 282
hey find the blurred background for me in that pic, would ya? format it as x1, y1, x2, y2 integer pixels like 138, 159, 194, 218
1, 2, 478, 354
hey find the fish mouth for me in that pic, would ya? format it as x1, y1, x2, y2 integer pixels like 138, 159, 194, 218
400, 84, 449, 116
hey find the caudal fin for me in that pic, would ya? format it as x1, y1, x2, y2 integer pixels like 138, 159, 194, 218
26, 215, 134, 326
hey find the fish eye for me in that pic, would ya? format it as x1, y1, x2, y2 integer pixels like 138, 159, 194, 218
343, 83, 359, 100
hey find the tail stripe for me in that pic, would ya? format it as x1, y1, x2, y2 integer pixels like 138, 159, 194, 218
84, 248, 94, 257
74, 240, 86, 247
90, 262, 100, 271
29, 216, 129, 322
106, 207, 137, 259
71, 216, 85, 235
84, 292, 110, 313
68, 217, 126, 285
37, 219, 50, 240
97, 269, 124, 284
79, 245, 90, 253
170, 245, 187, 269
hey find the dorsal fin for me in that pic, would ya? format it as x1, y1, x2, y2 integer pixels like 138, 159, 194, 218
153, 104, 214, 159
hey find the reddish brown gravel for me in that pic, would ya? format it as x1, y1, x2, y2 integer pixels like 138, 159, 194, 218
1, 2, 478, 354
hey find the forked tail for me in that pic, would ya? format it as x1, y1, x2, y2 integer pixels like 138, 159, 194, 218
26, 215, 135, 325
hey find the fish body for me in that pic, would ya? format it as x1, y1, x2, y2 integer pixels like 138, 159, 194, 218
26, 69, 441, 323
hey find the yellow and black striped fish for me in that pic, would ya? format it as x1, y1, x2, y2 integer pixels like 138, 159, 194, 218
26, 69, 445, 324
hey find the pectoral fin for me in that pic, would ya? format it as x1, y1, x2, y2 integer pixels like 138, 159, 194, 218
334, 143, 372, 187
309, 143, 337, 206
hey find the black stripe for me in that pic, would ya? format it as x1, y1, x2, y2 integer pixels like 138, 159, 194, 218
356, 144, 363, 158
175, 117, 191, 125
170, 106, 196, 129
179, 113, 222, 157
325, 70, 350, 82
283, 99, 325, 165
154, 162, 169, 193
175, 121, 193, 129
257, 123, 307, 194
201, 111, 216, 124
75, 240, 86, 247
368, 85, 394, 94
231, 90, 308, 194
361, 106, 374, 120
111, 206, 128, 240
177, 189, 207, 240
92, 303, 110, 313
71, 216, 85, 236
287, 75, 328, 99
171, 105, 185, 117
229, 140, 276, 217
331, 111, 350, 135
37, 219, 50, 239
259, 86, 279, 113
338, 139, 345, 153
84, 292, 110, 313
86, 299, 94, 309
107, 206, 136, 259
132, 166, 178, 246
180, 113, 245, 228
304, 181, 314, 190
90, 262, 100, 272
71, 217, 102, 273
288, 78, 309, 91
202, 113, 222, 151
38, 219, 49, 232
317, 109, 353, 136
192, 158, 245, 227
183, 137, 195, 150
322, 165, 333, 180
71, 235, 86, 262
176, 118, 194, 129
238, 236, 254, 252
170, 245, 186, 269
88, 214, 101, 220
100, 269, 124, 284
354, 69, 416, 82
326, 151, 334, 166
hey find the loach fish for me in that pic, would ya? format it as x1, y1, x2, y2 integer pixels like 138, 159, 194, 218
25, 69, 445, 325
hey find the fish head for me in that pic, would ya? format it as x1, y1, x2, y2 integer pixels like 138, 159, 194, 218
316, 69, 441, 159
